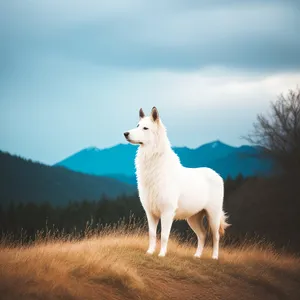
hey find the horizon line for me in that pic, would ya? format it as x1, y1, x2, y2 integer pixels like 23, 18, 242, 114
1, 139, 250, 167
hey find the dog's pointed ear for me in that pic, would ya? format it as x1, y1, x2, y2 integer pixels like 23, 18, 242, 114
139, 108, 145, 119
151, 106, 159, 122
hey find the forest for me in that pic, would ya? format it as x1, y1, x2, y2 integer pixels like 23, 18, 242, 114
0, 175, 266, 246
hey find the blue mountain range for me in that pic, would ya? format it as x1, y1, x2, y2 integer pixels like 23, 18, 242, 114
54, 141, 273, 185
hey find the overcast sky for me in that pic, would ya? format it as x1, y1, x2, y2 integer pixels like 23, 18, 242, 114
1, 0, 300, 165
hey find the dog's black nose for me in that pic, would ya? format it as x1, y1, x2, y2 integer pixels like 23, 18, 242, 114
124, 132, 129, 138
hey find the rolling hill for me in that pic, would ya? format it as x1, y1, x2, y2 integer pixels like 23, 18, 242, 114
1, 231, 300, 300
55, 140, 273, 182
0, 151, 136, 206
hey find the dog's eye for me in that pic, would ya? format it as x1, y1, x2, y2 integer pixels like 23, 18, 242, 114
143, 127, 148, 130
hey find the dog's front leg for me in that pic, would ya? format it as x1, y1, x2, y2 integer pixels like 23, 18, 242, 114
158, 210, 175, 257
145, 211, 159, 255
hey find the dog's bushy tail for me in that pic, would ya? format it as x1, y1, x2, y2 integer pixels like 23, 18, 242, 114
219, 210, 231, 236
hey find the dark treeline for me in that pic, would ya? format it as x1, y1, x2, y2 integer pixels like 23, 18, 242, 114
0, 193, 144, 242
0, 150, 135, 207
0, 174, 248, 244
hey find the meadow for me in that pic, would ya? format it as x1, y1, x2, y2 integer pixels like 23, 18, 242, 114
1, 223, 300, 300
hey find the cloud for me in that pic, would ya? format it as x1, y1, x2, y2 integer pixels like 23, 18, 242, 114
1, 51, 299, 164
1, 0, 300, 71
1, 0, 300, 163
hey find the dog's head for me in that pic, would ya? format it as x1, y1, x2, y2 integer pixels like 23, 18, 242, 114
123, 107, 161, 146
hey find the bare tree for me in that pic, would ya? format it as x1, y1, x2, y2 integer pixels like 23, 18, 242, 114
244, 87, 300, 174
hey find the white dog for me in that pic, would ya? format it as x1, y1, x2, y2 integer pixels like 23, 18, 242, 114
124, 107, 230, 259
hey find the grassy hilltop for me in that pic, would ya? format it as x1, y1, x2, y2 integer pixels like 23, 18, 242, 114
1, 228, 300, 300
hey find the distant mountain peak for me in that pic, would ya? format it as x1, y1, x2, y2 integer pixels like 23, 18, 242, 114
85, 146, 100, 152
211, 142, 219, 149
86, 143, 133, 152
197, 140, 231, 150
210, 140, 222, 148
54, 140, 273, 180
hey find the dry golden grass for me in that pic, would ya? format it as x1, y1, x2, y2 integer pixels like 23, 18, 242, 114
1, 229, 300, 300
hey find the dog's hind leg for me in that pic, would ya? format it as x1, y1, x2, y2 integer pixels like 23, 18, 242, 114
158, 210, 175, 257
187, 210, 206, 258
145, 211, 159, 255
206, 207, 222, 260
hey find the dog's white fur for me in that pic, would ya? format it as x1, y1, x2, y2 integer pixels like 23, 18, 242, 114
124, 107, 230, 259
